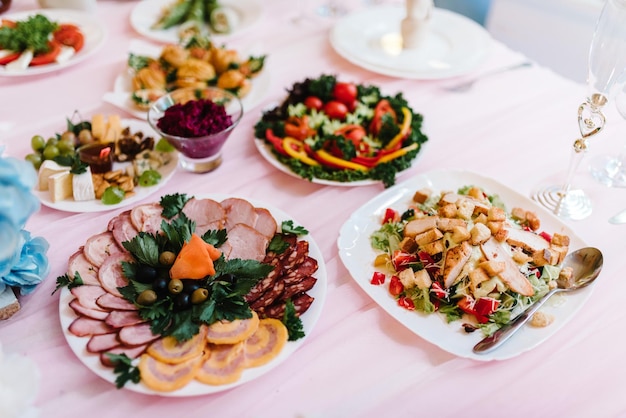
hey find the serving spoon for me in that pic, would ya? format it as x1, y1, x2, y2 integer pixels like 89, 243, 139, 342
473, 247, 603, 354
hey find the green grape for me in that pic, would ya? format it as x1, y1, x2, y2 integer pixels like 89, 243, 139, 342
46, 137, 58, 147
57, 138, 75, 154
101, 186, 125, 205
31, 135, 45, 152
25, 153, 43, 170
42, 144, 60, 160
138, 169, 162, 187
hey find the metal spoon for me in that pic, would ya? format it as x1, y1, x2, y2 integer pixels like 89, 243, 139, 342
444, 61, 533, 93
473, 247, 603, 354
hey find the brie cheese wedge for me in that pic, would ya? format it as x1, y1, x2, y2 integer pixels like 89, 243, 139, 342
38, 160, 71, 191
72, 167, 95, 201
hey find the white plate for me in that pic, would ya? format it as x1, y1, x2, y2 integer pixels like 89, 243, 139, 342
337, 169, 593, 361
59, 195, 327, 395
130, 0, 262, 44
330, 6, 490, 79
0, 9, 106, 77
34, 119, 178, 213
103, 39, 270, 118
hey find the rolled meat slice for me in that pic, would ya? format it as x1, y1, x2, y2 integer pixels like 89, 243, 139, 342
96, 293, 137, 311
118, 323, 159, 347
98, 252, 134, 297
68, 249, 100, 286
87, 332, 120, 353
83, 231, 124, 268
111, 211, 139, 248
70, 285, 108, 312
69, 317, 115, 337
69, 298, 109, 320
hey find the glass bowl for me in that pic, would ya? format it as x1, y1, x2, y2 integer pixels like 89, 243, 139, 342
147, 87, 244, 173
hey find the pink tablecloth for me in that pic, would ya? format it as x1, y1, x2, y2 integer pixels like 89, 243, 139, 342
2, 1, 626, 417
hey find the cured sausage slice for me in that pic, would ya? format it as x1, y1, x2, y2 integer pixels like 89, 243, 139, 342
244, 256, 282, 304
68, 249, 100, 286
249, 280, 285, 310
281, 276, 317, 301
83, 232, 124, 268
282, 256, 318, 285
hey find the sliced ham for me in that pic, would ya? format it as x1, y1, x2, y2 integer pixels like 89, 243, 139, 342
111, 211, 139, 248
224, 223, 269, 262
96, 293, 137, 311
253, 208, 278, 239
442, 241, 472, 288
130, 203, 164, 234
221, 197, 258, 230
118, 323, 159, 347
100, 344, 147, 367
87, 332, 120, 353
105, 310, 146, 328
480, 237, 534, 296
98, 252, 134, 297
83, 232, 124, 268
182, 198, 226, 234
69, 317, 114, 337
70, 285, 108, 312
68, 249, 100, 286
69, 298, 109, 320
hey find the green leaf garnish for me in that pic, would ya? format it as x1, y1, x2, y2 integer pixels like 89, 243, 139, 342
52, 271, 84, 295
160, 193, 190, 219
283, 299, 305, 341
202, 229, 228, 247
281, 220, 308, 236
122, 232, 160, 267
268, 234, 290, 254
106, 353, 140, 389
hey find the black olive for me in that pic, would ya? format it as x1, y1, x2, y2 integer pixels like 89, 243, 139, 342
174, 292, 191, 310
136, 265, 157, 283
182, 279, 200, 294
152, 276, 168, 295
168, 278, 184, 294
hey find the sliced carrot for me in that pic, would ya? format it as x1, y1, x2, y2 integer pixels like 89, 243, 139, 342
147, 325, 208, 364
195, 342, 246, 385
206, 310, 259, 344
243, 318, 288, 368
169, 234, 220, 280
138, 351, 205, 392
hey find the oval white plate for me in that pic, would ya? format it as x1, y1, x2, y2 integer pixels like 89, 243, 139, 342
254, 138, 426, 188
103, 39, 270, 118
337, 169, 593, 361
130, 0, 262, 44
330, 6, 490, 79
33, 119, 178, 213
0, 9, 106, 77
59, 194, 327, 396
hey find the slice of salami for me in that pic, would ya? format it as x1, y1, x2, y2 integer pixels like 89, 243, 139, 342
250, 280, 285, 310
280, 276, 317, 301
83, 231, 124, 268
282, 256, 318, 285
69, 298, 109, 320
70, 285, 108, 312
98, 252, 134, 297
96, 293, 137, 311
262, 293, 315, 319
244, 257, 282, 304
281, 240, 309, 270
69, 317, 114, 337
68, 249, 100, 286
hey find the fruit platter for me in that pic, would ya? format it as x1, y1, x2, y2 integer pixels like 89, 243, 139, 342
57, 193, 327, 395
253, 74, 428, 188
26, 114, 178, 213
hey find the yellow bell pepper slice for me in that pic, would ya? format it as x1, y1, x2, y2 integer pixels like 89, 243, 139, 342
282, 136, 319, 166
376, 143, 419, 164
384, 107, 412, 150
315, 149, 369, 171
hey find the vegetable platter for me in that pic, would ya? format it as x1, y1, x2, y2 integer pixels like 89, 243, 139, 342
337, 170, 593, 361
57, 193, 327, 395
0, 9, 106, 76
254, 74, 428, 188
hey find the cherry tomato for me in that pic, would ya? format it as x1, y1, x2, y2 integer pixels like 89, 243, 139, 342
389, 275, 404, 297
323, 100, 348, 120
370, 272, 386, 285
0, 52, 20, 65
369, 99, 396, 135
54, 25, 84, 52
30, 40, 61, 66
304, 96, 323, 111
332, 82, 358, 106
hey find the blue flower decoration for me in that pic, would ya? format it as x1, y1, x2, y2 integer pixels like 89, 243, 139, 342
0, 153, 49, 296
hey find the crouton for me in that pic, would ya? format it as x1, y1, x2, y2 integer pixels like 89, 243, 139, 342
438, 203, 457, 218
470, 223, 491, 245
474, 213, 488, 225
551, 233, 570, 247
415, 228, 444, 246
526, 211, 540, 231
456, 199, 475, 220
399, 237, 419, 254
467, 186, 485, 200
557, 266, 575, 288
486, 221, 504, 235
451, 225, 471, 243
413, 188, 431, 204
550, 244, 569, 264
421, 239, 445, 256
488, 207, 506, 222
532, 248, 560, 266
511, 248, 532, 264
511, 207, 526, 221
398, 268, 417, 289
437, 217, 467, 232
413, 269, 432, 290
493, 227, 509, 242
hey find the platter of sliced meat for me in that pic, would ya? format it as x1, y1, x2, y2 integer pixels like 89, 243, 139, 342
58, 194, 326, 395
337, 169, 591, 361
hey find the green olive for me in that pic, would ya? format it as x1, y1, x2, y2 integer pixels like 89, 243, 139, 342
191, 288, 209, 304
159, 251, 176, 266
136, 289, 158, 306
168, 278, 184, 294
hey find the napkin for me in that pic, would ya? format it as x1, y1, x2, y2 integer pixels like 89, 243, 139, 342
0, 342, 40, 418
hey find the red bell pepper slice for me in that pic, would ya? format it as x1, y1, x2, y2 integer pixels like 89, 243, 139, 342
458, 296, 489, 324
265, 129, 288, 156
0, 51, 20, 65
370, 271, 386, 285
382, 208, 398, 224
474, 297, 500, 317
398, 296, 415, 310
391, 250, 418, 271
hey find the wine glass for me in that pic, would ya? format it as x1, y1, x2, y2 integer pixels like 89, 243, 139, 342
589, 78, 626, 186
533, 0, 626, 220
